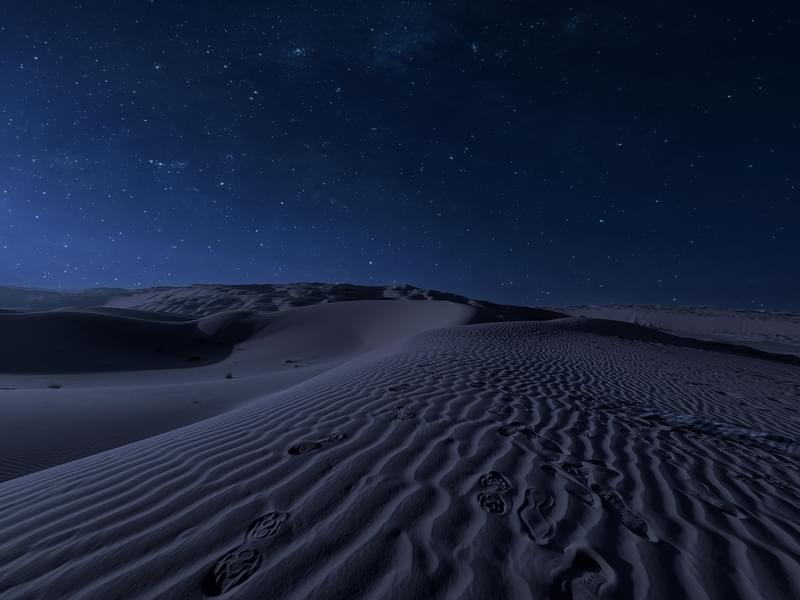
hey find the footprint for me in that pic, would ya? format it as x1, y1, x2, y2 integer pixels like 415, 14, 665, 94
477, 492, 508, 515
541, 464, 595, 506
535, 436, 564, 459
548, 549, 609, 600
498, 421, 529, 437
561, 461, 590, 485
285, 358, 313, 368
245, 511, 289, 542
479, 471, 512, 493
591, 484, 651, 539
488, 403, 512, 417
288, 432, 346, 456
564, 482, 596, 507
682, 485, 748, 519
288, 440, 323, 455
497, 423, 562, 459
497, 423, 538, 453
582, 460, 622, 480
573, 423, 588, 435
395, 406, 415, 420
202, 546, 263, 596
729, 470, 797, 495
519, 488, 556, 546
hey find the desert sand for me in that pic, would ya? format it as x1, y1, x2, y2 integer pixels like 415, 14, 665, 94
559, 304, 800, 358
0, 285, 798, 599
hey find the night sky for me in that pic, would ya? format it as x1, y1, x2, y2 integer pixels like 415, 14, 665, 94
1, 2, 798, 308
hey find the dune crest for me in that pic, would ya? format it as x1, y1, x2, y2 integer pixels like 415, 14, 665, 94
0, 300, 483, 481
561, 304, 800, 358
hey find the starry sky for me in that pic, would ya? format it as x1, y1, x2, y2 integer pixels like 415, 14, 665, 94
1, 1, 798, 308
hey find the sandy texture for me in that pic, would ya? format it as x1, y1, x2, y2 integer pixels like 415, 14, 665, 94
1, 303, 799, 599
560, 304, 800, 358
0, 301, 475, 481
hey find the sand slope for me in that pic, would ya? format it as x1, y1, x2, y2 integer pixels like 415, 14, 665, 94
0, 301, 477, 482
1, 312, 799, 599
0, 308, 250, 374
561, 304, 800, 358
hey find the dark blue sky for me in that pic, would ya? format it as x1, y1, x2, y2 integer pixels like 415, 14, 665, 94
1, 1, 798, 308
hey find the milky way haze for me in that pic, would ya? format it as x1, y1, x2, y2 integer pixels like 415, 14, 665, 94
0, 2, 797, 307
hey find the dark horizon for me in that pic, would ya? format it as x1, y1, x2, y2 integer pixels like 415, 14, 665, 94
1, 280, 798, 314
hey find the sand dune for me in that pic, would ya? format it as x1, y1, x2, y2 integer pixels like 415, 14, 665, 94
561, 304, 800, 358
0, 301, 478, 481
0, 282, 566, 322
0, 308, 252, 373
102, 282, 565, 323
0, 286, 126, 311
0, 294, 799, 599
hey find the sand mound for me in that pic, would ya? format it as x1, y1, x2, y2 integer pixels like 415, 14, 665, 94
1, 313, 798, 599
0, 308, 262, 374
556, 317, 800, 367
0, 300, 479, 481
561, 304, 800, 357
98, 282, 564, 322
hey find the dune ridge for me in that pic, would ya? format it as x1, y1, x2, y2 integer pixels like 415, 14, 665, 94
1, 314, 798, 599
0, 283, 566, 323
561, 304, 800, 358
0, 301, 478, 481
102, 282, 566, 322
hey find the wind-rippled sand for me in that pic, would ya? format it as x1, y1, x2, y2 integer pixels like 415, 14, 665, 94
0, 299, 798, 599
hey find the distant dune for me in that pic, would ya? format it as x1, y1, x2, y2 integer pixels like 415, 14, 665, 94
103, 282, 566, 322
560, 304, 800, 357
0, 285, 798, 599
0, 282, 565, 322
0, 286, 127, 311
